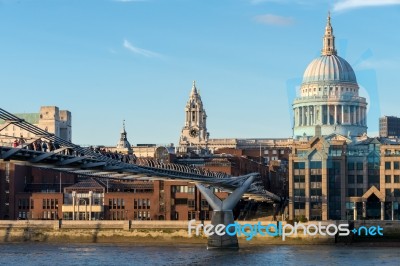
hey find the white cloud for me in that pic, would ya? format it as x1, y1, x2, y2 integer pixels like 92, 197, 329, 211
254, 14, 294, 26
333, 0, 400, 12
123, 39, 161, 58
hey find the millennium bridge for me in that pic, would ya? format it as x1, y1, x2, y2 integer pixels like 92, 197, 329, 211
0, 108, 282, 249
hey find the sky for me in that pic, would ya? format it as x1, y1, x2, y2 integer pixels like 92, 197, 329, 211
0, 0, 399, 146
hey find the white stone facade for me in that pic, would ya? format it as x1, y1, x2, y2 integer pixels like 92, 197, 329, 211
0, 106, 72, 145
293, 14, 367, 139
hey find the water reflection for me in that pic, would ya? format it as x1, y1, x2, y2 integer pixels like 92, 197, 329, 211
0, 243, 398, 266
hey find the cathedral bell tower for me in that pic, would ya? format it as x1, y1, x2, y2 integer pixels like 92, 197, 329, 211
179, 81, 209, 148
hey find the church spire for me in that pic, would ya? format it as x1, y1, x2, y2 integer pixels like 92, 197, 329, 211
121, 119, 126, 134
322, 11, 336, 56
190, 80, 198, 96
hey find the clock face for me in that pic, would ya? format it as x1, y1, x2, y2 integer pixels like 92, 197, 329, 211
189, 128, 199, 137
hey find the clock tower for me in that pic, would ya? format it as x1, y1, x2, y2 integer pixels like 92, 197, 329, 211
179, 81, 209, 149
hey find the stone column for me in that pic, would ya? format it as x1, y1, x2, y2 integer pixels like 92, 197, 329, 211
358, 106, 361, 125
348, 105, 351, 124
381, 201, 385, 220
362, 107, 366, 126
341, 105, 344, 124
327, 105, 330, 125
360, 107, 363, 126
353, 106, 357, 125
334, 105, 337, 124
364, 107, 367, 126
314, 105, 317, 124
353, 202, 357, 220
308, 106, 312, 126
89, 191, 93, 221
72, 191, 76, 220
301, 107, 304, 126
362, 201, 366, 219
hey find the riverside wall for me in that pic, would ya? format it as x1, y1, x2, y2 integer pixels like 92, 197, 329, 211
0, 220, 399, 244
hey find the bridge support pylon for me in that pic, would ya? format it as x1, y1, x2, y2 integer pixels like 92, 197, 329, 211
196, 175, 255, 249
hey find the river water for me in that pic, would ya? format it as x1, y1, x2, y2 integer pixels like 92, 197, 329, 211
0, 243, 398, 265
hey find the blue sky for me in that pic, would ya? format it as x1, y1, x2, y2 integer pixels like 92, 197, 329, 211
1, 0, 399, 146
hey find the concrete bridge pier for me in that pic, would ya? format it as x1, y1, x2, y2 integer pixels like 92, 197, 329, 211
196, 175, 255, 249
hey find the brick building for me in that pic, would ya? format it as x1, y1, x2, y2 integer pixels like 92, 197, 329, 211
0, 161, 229, 221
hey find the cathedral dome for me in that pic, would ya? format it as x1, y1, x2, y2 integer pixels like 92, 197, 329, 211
302, 55, 357, 84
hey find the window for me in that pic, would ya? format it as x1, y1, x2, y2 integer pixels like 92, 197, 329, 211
348, 175, 355, 184
385, 162, 391, 170
294, 162, 305, 169
310, 189, 322, 196
188, 200, 195, 208
175, 198, 187, 205
357, 188, 364, 196
348, 163, 355, 170
357, 175, 363, 184
385, 175, 391, 183
201, 200, 209, 209
294, 175, 305, 183
395, 162, 400, 169
188, 186, 195, 194
386, 189, 392, 196
173, 186, 188, 193
310, 161, 322, 169
294, 189, 305, 196
310, 175, 322, 182
394, 175, 400, 183
188, 211, 196, 220
294, 202, 305, 209
348, 188, 355, 197
394, 189, 400, 197
357, 162, 363, 170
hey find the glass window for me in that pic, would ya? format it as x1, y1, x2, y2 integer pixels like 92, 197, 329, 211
310, 189, 322, 196
294, 189, 305, 196
385, 175, 392, 183
385, 162, 391, 170
394, 175, 400, 183
357, 162, 363, 170
357, 188, 364, 196
310, 161, 322, 169
188, 200, 195, 208
294, 175, 305, 183
348, 163, 355, 170
348, 175, 355, 184
294, 202, 305, 209
394, 162, 400, 169
294, 162, 305, 169
310, 175, 322, 182
357, 175, 363, 184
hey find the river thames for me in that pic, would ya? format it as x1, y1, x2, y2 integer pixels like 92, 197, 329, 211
0, 243, 398, 265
